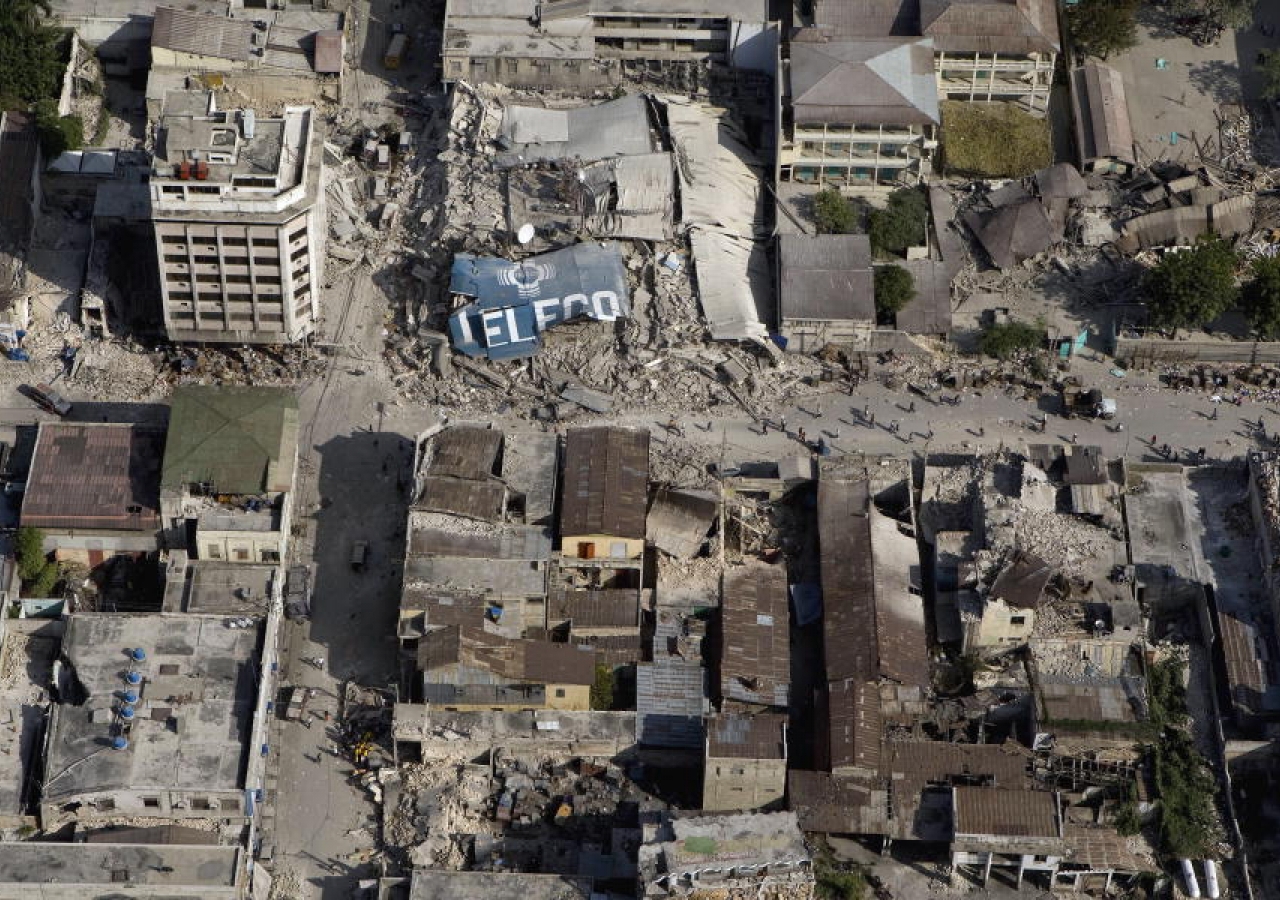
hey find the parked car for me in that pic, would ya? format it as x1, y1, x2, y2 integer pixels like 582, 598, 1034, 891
284, 564, 312, 621
19, 383, 71, 416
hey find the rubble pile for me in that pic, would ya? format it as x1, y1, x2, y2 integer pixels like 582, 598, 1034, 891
380, 763, 492, 869
978, 502, 1117, 583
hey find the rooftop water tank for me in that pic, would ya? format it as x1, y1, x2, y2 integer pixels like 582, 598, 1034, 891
122, 690, 139, 704
112, 736, 128, 750
130, 648, 146, 662
119, 705, 135, 721
125, 671, 142, 685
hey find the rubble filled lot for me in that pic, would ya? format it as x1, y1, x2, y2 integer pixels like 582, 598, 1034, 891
378, 754, 661, 878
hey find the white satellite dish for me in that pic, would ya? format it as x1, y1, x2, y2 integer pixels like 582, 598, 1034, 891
516, 223, 535, 245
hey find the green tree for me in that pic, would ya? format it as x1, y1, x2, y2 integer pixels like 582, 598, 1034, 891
1241, 256, 1280, 338
1258, 49, 1280, 101
1173, 0, 1256, 30
28, 562, 60, 599
1143, 235, 1239, 333
813, 188, 857, 234
874, 264, 915, 325
868, 187, 928, 258
33, 99, 83, 158
978, 319, 1044, 360
0, 0, 65, 110
1066, 0, 1139, 59
15, 527, 46, 583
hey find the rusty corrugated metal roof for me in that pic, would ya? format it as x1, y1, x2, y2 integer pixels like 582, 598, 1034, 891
21, 424, 164, 533
921, 0, 1059, 55
560, 427, 649, 540
313, 30, 343, 74
953, 786, 1059, 839
706, 713, 787, 760
151, 6, 253, 61
828, 679, 882, 773
548, 587, 639, 628
819, 478, 877, 682
721, 562, 790, 707
428, 426, 502, 480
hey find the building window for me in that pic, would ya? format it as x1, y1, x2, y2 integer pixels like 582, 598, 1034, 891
555, 688, 565, 698
1010, 615, 1027, 626
260, 548, 280, 563
206, 544, 223, 560
233, 548, 251, 561
142, 797, 160, 808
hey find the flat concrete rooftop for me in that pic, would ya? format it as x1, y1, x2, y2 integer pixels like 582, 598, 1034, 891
0, 842, 239, 898
44, 614, 260, 803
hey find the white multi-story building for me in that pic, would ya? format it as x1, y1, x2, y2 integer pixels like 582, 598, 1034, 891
149, 92, 323, 344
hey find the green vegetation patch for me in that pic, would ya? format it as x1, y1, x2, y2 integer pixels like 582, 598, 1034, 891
940, 102, 1052, 179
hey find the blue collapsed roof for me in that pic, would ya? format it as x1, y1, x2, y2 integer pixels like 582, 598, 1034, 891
448, 242, 631, 360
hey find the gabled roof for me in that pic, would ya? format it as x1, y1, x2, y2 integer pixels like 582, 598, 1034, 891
965, 198, 1055, 270
812, 0, 921, 37
778, 234, 875, 324
161, 387, 298, 495
790, 35, 939, 127
151, 7, 253, 62
1070, 61, 1135, 165
921, 0, 1059, 55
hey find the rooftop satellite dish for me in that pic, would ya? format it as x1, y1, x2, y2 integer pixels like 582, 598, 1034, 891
516, 223, 535, 245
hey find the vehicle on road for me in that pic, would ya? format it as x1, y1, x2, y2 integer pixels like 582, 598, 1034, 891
351, 540, 368, 572
384, 32, 407, 69
285, 564, 312, 621
20, 382, 71, 416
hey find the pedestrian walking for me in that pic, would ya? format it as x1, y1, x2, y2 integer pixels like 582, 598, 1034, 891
869, 412, 876, 427
1162, 443, 1170, 457
780, 416, 788, 435
1211, 407, 1218, 420
798, 427, 807, 445
978, 426, 984, 438
862, 404, 870, 421
1071, 433, 1078, 444
908, 401, 916, 413
1151, 435, 1157, 446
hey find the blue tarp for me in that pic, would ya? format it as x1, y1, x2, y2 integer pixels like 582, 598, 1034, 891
448, 242, 630, 359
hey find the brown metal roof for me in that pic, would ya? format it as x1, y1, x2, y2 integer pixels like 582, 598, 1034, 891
778, 234, 875, 324
151, 7, 252, 61
812, 0, 921, 36
401, 587, 488, 626
417, 477, 507, 522
989, 552, 1052, 609
521, 640, 597, 685
548, 587, 639, 628
1070, 61, 1134, 165
965, 198, 1055, 270
428, 426, 502, 481
828, 679, 882, 773
569, 632, 644, 666
1215, 610, 1265, 719
819, 478, 877, 682
720, 562, 790, 707
560, 427, 649, 540
313, 30, 343, 74
953, 786, 1059, 839
419, 625, 596, 685
706, 713, 787, 760
20, 424, 164, 532
885, 740, 1032, 786
921, 0, 1059, 55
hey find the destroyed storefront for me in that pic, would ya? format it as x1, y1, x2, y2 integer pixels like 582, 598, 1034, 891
448, 242, 631, 360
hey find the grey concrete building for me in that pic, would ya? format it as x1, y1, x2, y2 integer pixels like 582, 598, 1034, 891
41, 613, 263, 829
441, 0, 775, 89
702, 713, 787, 811
149, 91, 323, 343
0, 841, 240, 899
